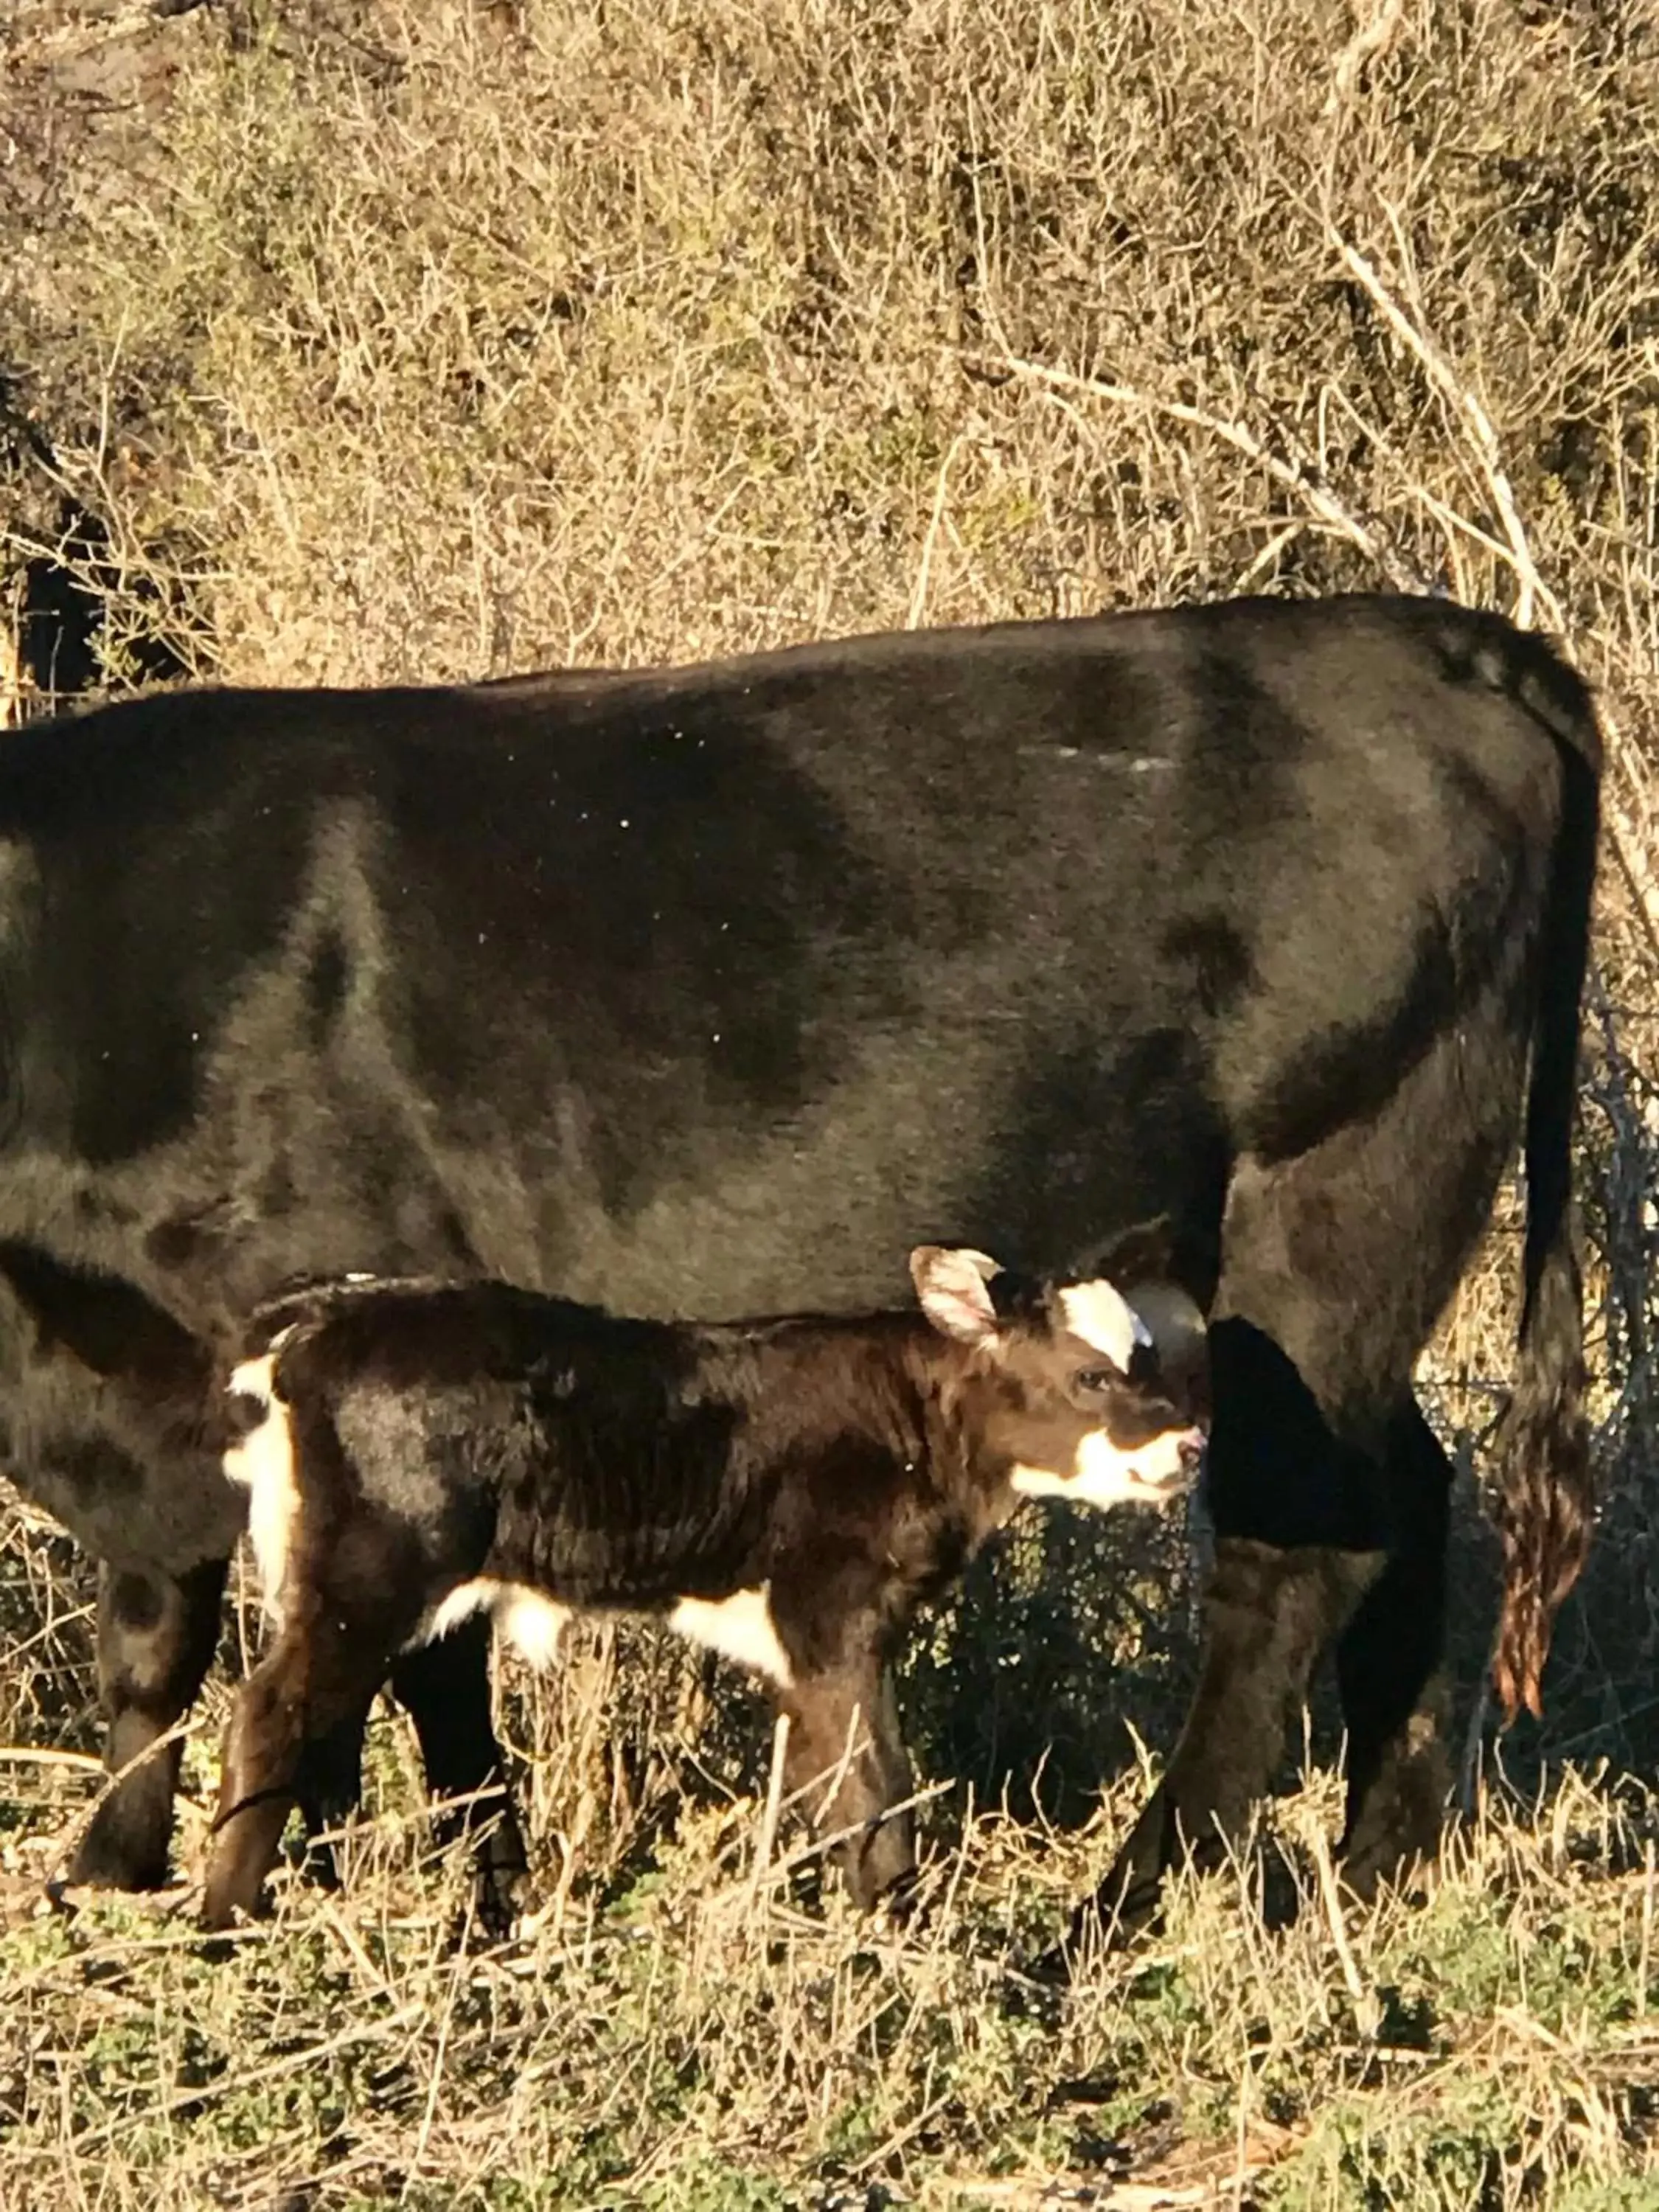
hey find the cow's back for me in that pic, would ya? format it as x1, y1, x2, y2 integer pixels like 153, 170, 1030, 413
0, 593, 1587, 1566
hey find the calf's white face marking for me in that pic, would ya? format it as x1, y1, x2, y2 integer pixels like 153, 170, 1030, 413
1057, 1278, 1152, 1373
1011, 1421, 1203, 1509
223, 1352, 301, 1625
668, 1586, 793, 1686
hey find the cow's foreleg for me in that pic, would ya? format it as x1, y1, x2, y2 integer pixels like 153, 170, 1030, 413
70, 1556, 227, 1890
1334, 1397, 1453, 1892
390, 1614, 529, 1934
783, 1658, 915, 1910
1074, 1307, 1394, 1943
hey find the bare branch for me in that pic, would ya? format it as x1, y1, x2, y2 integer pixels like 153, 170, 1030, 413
1322, 0, 1409, 120
964, 344, 1435, 592
1334, 234, 1556, 630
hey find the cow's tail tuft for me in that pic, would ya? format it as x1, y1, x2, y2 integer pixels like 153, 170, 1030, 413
1489, 638, 1601, 1722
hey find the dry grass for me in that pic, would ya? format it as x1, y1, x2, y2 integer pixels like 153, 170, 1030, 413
1, 1483, 1653, 2205
2, 0, 1659, 2201
7, 1717, 1659, 2211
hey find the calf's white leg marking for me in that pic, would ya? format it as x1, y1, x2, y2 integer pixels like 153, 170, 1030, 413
423, 1582, 790, 1683
223, 1353, 301, 1624
420, 1582, 790, 1683
497, 1587, 573, 1669
421, 1579, 573, 1669
669, 1586, 793, 1687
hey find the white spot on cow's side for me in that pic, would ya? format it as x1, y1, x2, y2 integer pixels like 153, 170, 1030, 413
223, 1354, 299, 1624
1017, 747, 1172, 773
1011, 1422, 1203, 1512
418, 1579, 572, 1669
669, 1586, 793, 1686
1058, 1280, 1152, 1371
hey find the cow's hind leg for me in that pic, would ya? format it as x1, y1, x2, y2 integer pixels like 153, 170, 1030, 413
1082, 1315, 1388, 1941
69, 1556, 227, 1890
391, 1614, 529, 1933
1073, 1012, 1521, 1953
1335, 1397, 1454, 1892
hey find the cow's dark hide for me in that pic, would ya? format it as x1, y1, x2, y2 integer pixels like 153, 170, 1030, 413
0, 592, 1599, 1937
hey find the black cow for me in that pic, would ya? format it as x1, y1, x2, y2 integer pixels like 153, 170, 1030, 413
200, 1245, 1207, 1927
0, 592, 1598, 1940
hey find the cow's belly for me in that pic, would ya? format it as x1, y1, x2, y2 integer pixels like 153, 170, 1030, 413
0, 1266, 243, 1573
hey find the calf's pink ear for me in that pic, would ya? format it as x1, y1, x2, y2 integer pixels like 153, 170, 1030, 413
909, 1246, 1003, 1345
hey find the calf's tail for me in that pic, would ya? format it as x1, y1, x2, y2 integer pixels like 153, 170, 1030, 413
1488, 630, 1602, 1722
223, 1345, 301, 1624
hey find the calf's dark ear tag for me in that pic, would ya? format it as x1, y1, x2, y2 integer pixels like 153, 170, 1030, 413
1071, 1212, 1177, 1290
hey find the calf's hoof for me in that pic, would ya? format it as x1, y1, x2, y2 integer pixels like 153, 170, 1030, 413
424, 1790, 531, 1944
199, 1840, 276, 1935
459, 1859, 531, 1947
868, 1863, 922, 1930
838, 1810, 917, 1916
1025, 1883, 1159, 1988
199, 1884, 263, 1935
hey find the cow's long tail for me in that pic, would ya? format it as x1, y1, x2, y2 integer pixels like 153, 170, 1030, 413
1484, 623, 1603, 1722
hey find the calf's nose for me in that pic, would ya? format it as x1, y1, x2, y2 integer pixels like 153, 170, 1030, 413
1178, 1432, 1206, 1481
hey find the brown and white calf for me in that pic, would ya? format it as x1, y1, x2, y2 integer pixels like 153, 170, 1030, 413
201, 1245, 1208, 1929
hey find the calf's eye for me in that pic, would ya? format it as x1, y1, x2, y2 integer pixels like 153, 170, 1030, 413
1074, 1366, 1120, 1394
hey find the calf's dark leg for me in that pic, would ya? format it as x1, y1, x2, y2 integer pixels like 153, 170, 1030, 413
289, 1698, 377, 1891
69, 1556, 227, 1890
1335, 1397, 1454, 1892
204, 1615, 394, 1929
784, 1658, 915, 1909
391, 1614, 529, 1933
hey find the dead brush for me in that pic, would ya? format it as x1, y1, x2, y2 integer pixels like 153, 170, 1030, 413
0, 0, 1658, 2201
